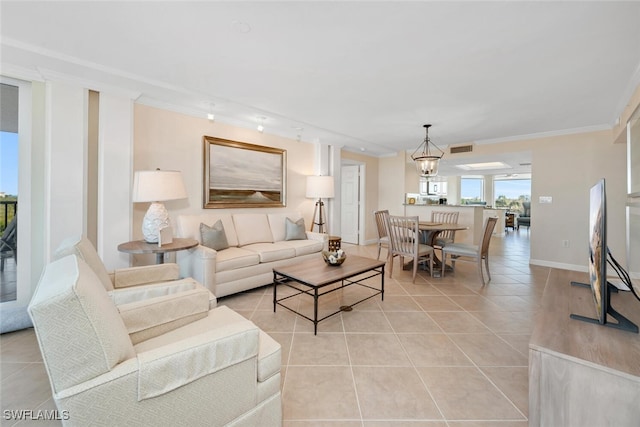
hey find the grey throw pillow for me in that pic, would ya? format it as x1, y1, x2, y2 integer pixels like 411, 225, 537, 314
200, 220, 229, 250
285, 217, 307, 241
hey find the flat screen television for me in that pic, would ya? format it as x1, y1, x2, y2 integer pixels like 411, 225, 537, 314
570, 178, 638, 333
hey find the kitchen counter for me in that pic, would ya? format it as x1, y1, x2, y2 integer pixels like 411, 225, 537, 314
404, 204, 505, 243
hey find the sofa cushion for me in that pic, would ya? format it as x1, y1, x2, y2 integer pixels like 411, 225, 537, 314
284, 217, 307, 241
268, 212, 302, 242
28, 255, 135, 391
234, 214, 273, 246
177, 214, 238, 247
215, 247, 260, 272
242, 243, 296, 263
278, 239, 324, 256
200, 220, 229, 251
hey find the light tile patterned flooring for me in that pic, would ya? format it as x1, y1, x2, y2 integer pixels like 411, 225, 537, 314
1, 230, 547, 426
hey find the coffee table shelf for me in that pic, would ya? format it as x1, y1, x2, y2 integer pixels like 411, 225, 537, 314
273, 255, 385, 334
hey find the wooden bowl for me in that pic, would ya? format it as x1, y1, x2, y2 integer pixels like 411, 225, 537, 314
322, 250, 346, 266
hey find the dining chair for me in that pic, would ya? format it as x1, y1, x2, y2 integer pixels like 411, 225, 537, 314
386, 215, 434, 283
431, 210, 460, 248
441, 216, 498, 285
373, 210, 390, 260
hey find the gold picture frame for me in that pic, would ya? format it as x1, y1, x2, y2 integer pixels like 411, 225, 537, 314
203, 136, 287, 209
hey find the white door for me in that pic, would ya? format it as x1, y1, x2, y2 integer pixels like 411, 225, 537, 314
341, 165, 360, 244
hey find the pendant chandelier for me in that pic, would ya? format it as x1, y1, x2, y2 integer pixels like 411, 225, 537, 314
411, 124, 444, 177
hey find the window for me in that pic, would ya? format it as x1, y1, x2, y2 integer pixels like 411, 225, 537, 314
461, 177, 484, 204
494, 177, 531, 213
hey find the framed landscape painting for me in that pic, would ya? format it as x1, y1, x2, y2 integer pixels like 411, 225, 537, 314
203, 136, 287, 208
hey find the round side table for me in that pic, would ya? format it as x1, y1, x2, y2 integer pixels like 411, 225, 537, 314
117, 238, 198, 264
328, 236, 342, 252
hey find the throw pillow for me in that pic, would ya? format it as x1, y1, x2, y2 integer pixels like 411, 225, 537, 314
200, 220, 229, 251
284, 217, 307, 241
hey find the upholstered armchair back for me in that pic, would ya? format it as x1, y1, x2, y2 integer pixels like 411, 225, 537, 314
54, 235, 114, 291
28, 255, 135, 393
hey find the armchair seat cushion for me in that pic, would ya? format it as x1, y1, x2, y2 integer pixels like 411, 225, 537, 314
136, 316, 260, 400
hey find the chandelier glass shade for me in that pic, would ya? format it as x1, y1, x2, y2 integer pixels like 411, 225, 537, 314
411, 124, 444, 177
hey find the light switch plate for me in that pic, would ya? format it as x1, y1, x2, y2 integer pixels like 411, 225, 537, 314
539, 196, 553, 204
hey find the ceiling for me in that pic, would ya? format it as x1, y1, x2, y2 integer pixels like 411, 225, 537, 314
2, 1, 640, 176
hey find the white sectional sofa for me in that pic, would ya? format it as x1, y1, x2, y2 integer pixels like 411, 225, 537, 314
175, 212, 327, 297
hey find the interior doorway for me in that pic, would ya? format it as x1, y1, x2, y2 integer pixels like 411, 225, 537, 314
341, 163, 364, 244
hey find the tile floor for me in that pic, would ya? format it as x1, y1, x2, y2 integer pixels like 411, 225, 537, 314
1, 229, 547, 426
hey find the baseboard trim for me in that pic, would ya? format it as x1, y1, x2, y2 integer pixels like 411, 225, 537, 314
529, 259, 587, 273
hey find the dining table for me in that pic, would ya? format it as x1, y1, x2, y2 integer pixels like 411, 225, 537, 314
414, 221, 469, 277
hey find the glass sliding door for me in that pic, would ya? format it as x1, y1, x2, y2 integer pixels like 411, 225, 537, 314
0, 76, 32, 311
0, 83, 19, 302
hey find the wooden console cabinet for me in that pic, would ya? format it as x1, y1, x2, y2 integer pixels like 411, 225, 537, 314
529, 269, 640, 426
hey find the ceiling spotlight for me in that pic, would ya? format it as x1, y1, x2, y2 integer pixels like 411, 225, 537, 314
207, 102, 215, 122
411, 124, 444, 177
256, 116, 266, 133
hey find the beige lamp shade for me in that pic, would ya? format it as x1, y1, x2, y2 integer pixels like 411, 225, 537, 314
132, 170, 188, 202
306, 175, 335, 199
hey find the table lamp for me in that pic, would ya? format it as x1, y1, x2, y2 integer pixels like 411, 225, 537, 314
132, 169, 188, 243
306, 175, 334, 234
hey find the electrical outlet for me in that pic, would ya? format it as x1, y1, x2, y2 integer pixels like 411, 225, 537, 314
562, 240, 570, 248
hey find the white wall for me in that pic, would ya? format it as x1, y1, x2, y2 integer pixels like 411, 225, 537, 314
45, 81, 87, 258
97, 93, 135, 271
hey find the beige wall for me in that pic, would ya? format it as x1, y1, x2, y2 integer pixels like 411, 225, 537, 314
386, 129, 627, 271
379, 153, 407, 216
134, 83, 638, 272
133, 104, 317, 240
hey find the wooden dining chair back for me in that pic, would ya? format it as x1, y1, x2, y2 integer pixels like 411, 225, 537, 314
441, 216, 498, 285
373, 210, 390, 260
386, 215, 434, 283
431, 210, 460, 248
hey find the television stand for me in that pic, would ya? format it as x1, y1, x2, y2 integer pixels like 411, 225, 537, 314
569, 281, 639, 333
529, 269, 640, 426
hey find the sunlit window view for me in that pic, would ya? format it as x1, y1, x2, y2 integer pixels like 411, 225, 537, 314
494, 178, 531, 213
460, 177, 484, 205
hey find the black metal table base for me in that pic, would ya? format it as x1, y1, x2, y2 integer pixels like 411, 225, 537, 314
273, 266, 385, 335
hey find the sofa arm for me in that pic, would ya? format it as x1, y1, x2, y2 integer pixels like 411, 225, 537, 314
112, 263, 180, 288
136, 319, 260, 400
306, 231, 329, 243
306, 231, 329, 250
176, 245, 218, 293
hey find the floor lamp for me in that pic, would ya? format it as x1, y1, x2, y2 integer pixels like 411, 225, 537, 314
306, 175, 335, 234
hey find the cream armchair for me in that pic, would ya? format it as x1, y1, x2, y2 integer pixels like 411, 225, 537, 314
54, 236, 217, 343
28, 255, 282, 426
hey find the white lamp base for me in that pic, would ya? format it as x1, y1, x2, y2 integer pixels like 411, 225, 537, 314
142, 202, 170, 243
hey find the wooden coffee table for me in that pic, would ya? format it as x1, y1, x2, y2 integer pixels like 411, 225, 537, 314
273, 255, 385, 334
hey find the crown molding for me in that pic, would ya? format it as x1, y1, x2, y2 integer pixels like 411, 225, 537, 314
36, 67, 141, 100
473, 124, 612, 145
0, 63, 45, 83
